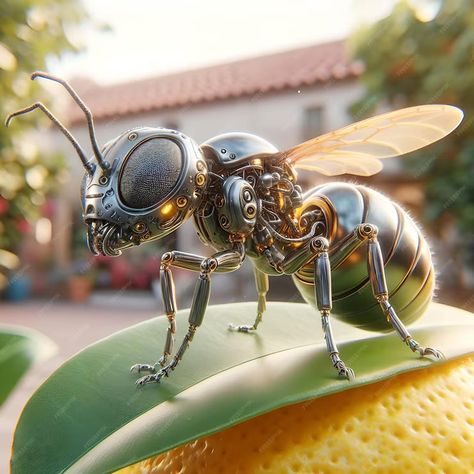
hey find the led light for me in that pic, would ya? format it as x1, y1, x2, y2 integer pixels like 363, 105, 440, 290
160, 203, 174, 216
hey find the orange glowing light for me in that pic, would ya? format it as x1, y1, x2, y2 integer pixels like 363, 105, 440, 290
160, 203, 174, 216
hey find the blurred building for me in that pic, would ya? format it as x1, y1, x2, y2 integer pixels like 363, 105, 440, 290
36, 39, 433, 302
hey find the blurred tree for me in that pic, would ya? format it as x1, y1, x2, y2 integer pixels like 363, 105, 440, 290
349, 0, 474, 281
0, 0, 87, 285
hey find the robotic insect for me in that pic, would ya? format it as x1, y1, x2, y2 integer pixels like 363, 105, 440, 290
7, 72, 463, 384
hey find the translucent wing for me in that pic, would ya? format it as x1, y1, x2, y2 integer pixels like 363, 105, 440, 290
275, 105, 463, 177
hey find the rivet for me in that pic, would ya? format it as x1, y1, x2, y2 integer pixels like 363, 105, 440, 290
133, 222, 147, 234
243, 190, 252, 202
176, 196, 188, 208
244, 203, 256, 217
195, 173, 206, 186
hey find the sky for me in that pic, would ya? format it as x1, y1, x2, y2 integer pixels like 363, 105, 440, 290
48, 0, 397, 85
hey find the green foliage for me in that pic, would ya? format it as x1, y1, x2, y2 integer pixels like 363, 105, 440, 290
0, 0, 87, 253
0, 327, 56, 406
10, 302, 474, 473
349, 0, 474, 263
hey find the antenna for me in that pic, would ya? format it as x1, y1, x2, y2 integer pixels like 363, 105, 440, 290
6, 102, 95, 174
30, 71, 109, 172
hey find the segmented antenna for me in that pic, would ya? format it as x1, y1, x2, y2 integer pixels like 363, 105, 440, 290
30, 71, 109, 172
5, 102, 95, 174
5, 71, 110, 174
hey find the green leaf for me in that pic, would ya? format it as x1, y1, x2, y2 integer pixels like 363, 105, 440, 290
10, 302, 474, 474
0, 326, 56, 406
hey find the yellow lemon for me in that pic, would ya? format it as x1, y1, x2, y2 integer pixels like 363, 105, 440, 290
118, 355, 474, 473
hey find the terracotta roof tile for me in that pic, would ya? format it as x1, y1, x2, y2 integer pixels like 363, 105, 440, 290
69, 39, 361, 124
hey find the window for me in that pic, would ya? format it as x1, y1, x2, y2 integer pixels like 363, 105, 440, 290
302, 106, 324, 141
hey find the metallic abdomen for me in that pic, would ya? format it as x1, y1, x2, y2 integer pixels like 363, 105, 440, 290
293, 183, 434, 332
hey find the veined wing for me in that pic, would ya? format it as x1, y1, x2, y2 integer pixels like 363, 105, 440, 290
274, 105, 463, 176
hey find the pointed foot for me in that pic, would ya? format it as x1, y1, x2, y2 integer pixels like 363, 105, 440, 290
130, 363, 157, 374
135, 373, 161, 386
407, 338, 445, 360
334, 361, 355, 381
419, 346, 445, 360
135, 365, 172, 386
228, 323, 256, 333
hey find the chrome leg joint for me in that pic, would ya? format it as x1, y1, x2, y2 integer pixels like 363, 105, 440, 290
161, 251, 175, 268
134, 248, 243, 386
364, 225, 445, 362
310, 236, 330, 254
200, 257, 218, 274
356, 223, 378, 241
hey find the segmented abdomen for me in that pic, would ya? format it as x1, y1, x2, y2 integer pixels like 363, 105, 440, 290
293, 182, 434, 332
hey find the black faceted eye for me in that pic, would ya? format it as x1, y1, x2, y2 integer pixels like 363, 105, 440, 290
119, 138, 182, 209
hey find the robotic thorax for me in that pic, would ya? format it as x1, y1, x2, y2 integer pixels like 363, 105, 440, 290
194, 132, 306, 271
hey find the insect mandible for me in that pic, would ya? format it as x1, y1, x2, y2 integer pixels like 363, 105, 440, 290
6, 72, 463, 384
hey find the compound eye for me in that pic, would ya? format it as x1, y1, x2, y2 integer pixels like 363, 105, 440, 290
119, 138, 182, 209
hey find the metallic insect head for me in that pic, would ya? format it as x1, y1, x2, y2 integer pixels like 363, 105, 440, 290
6, 72, 207, 257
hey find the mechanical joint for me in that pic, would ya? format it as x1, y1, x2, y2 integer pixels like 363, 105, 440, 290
310, 236, 329, 254
188, 325, 197, 340
161, 251, 175, 267
167, 315, 176, 334
200, 257, 218, 274
378, 297, 391, 312
330, 352, 343, 367
357, 223, 378, 241
406, 337, 420, 351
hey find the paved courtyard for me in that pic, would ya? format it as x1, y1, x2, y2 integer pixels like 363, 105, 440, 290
0, 293, 160, 472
